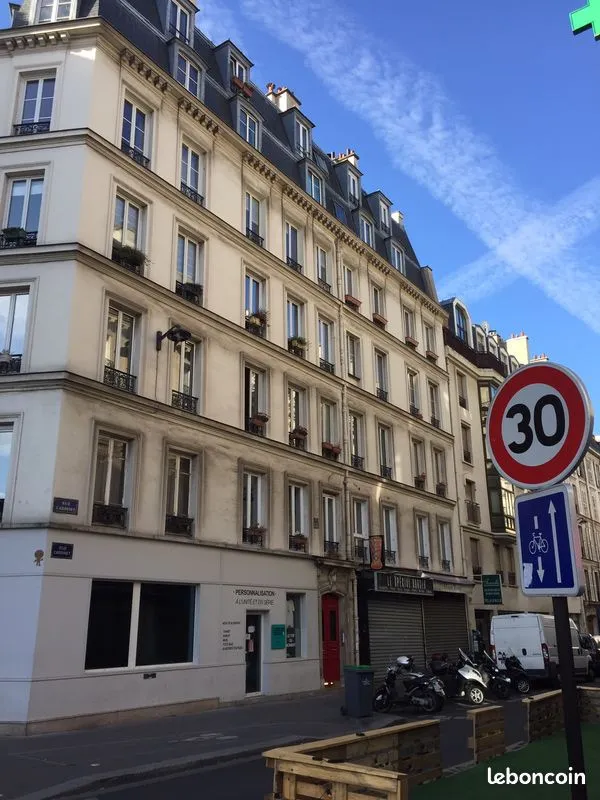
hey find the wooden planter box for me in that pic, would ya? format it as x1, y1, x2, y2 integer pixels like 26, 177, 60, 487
468, 705, 506, 763
345, 294, 361, 310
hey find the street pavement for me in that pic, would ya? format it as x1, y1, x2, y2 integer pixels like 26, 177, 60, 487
10, 693, 531, 800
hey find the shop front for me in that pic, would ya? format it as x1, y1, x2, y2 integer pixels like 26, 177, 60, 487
357, 570, 470, 681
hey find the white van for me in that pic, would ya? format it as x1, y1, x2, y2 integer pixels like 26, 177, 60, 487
490, 613, 593, 681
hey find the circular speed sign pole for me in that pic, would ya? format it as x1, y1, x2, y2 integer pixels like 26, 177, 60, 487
487, 361, 594, 490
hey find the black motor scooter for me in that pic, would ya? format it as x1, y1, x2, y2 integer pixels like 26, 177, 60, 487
498, 651, 531, 695
372, 656, 445, 713
474, 651, 512, 699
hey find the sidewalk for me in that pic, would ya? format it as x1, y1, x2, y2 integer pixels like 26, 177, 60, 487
0, 690, 410, 800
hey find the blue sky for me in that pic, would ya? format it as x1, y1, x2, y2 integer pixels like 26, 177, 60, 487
4, 2, 600, 421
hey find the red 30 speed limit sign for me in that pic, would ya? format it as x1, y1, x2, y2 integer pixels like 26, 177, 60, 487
487, 362, 594, 490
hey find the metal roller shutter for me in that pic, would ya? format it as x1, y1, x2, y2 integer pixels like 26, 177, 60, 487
367, 595, 426, 682
423, 593, 469, 664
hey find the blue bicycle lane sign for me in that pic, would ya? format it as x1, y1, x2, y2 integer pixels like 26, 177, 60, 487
515, 484, 584, 597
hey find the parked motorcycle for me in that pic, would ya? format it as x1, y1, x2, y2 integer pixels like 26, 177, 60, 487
428, 648, 488, 706
475, 651, 512, 699
498, 651, 531, 695
372, 656, 446, 714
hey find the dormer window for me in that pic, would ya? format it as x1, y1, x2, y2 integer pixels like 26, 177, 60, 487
230, 56, 247, 83
169, 1, 190, 43
296, 120, 310, 157
391, 245, 404, 274
359, 216, 374, 248
239, 108, 259, 148
380, 202, 390, 234
37, 0, 73, 22
455, 306, 468, 343
307, 170, 322, 204
348, 173, 359, 206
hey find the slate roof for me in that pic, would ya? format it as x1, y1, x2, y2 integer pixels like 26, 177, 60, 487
9, 0, 433, 299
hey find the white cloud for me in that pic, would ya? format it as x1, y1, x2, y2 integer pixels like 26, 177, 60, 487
195, 3, 245, 48
237, 0, 600, 328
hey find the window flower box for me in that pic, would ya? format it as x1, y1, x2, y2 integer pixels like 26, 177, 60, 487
289, 532, 308, 552
436, 482, 447, 497
288, 336, 307, 357
322, 442, 341, 455
2, 226, 27, 242
372, 312, 387, 327
290, 426, 308, 438
405, 335, 419, 348
247, 308, 268, 326
415, 474, 426, 490
111, 241, 147, 274
345, 294, 361, 310
251, 412, 269, 426
426, 349, 438, 361
231, 75, 253, 98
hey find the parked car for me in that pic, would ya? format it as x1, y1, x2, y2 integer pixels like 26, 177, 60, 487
490, 613, 594, 683
579, 633, 600, 676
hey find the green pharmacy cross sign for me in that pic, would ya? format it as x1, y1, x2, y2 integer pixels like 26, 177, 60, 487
571, 1, 600, 38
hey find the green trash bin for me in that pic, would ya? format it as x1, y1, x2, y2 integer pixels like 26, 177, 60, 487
342, 665, 374, 717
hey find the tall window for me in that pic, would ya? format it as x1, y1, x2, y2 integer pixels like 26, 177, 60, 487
424, 323, 436, 354
0, 424, 14, 516
347, 334, 361, 378
230, 56, 247, 82
0, 290, 29, 356
372, 285, 384, 316
287, 298, 304, 339
166, 452, 193, 519
455, 306, 468, 342
239, 108, 258, 147
288, 484, 307, 536
416, 516, 430, 562
349, 413, 363, 457
177, 233, 203, 285
176, 55, 200, 97
375, 350, 388, 395
19, 76, 55, 129
403, 307, 416, 339
285, 222, 301, 265
428, 381, 440, 423
171, 340, 195, 398
318, 318, 333, 365
359, 216, 374, 247
94, 434, 128, 507
121, 100, 147, 158
461, 425, 472, 463
287, 384, 305, 432
181, 144, 203, 197
433, 448, 446, 487
169, 0, 190, 40
382, 506, 398, 561
321, 400, 336, 443
245, 192, 260, 235
407, 369, 420, 411
348, 172, 359, 202
6, 177, 43, 233
316, 246, 328, 285
352, 498, 368, 537
380, 202, 390, 231
391, 245, 404, 273
244, 366, 265, 419
105, 306, 134, 376
307, 171, 322, 203
296, 120, 310, 155
412, 439, 425, 476
323, 493, 338, 543
378, 425, 392, 475
457, 372, 468, 407
37, 0, 72, 22
245, 273, 264, 315
85, 580, 195, 670
242, 471, 263, 528
344, 266, 356, 297
113, 195, 141, 249
439, 522, 453, 570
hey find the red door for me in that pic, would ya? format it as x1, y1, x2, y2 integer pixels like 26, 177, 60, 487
322, 593, 341, 684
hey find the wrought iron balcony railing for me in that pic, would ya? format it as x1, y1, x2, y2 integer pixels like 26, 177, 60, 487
103, 365, 136, 393
172, 390, 198, 414
92, 503, 127, 528
165, 514, 194, 536
14, 120, 50, 136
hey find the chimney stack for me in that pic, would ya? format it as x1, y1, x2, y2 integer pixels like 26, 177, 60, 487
267, 85, 301, 112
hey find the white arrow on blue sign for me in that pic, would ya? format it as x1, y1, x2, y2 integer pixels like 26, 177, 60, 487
515, 483, 584, 597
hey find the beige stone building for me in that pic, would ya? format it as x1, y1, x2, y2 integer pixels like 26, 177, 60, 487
0, 1, 472, 731
442, 304, 585, 646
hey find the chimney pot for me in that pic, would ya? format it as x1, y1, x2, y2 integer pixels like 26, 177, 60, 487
266, 82, 275, 92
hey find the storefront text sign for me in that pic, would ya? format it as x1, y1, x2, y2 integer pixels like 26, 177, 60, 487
271, 624, 286, 649
374, 571, 434, 596
222, 620, 243, 651
233, 587, 276, 606
482, 574, 503, 605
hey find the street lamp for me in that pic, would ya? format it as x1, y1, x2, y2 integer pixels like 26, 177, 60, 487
155, 324, 192, 351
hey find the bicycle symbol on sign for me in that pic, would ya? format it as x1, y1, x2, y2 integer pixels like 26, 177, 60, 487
529, 529, 549, 555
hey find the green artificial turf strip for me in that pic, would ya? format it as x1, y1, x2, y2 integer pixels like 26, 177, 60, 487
411, 724, 599, 799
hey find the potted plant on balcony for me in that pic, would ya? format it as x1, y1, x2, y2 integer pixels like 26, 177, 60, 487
248, 523, 266, 535
322, 441, 341, 456
290, 425, 308, 440
436, 481, 447, 497
2, 226, 27, 243
288, 335, 307, 353
251, 411, 269, 427
112, 241, 147, 271
246, 308, 268, 327
290, 531, 308, 550
415, 472, 426, 489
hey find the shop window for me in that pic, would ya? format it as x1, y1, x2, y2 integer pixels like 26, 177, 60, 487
286, 593, 303, 658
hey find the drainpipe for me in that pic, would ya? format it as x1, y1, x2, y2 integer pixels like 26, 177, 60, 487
335, 236, 359, 664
